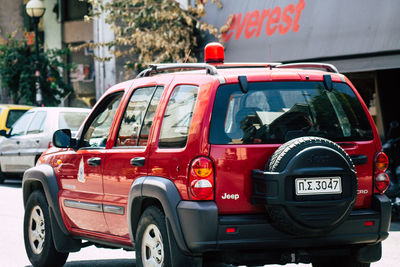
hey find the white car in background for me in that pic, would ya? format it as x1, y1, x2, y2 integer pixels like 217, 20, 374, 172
0, 107, 90, 182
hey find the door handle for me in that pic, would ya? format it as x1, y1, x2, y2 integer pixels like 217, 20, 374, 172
87, 157, 101, 167
130, 157, 145, 167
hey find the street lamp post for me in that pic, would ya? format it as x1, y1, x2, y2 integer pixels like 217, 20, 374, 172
26, 0, 45, 106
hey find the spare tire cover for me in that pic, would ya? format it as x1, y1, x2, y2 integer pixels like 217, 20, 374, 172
265, 136, 357, 236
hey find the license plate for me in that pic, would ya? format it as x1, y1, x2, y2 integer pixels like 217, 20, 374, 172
295, 177, 342, 196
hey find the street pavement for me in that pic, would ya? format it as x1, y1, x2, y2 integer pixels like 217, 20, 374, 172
1, 179, 399, 267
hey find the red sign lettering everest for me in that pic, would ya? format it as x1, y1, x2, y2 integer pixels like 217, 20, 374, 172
222, 0, 305, 42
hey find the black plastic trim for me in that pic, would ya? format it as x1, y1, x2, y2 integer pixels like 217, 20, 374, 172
172, 195, 389, 259
23, 164, 68, 235
49, 206, 81, 253
127, 176, 191, 254
350, 154, 368, 165
177, 201, 218, 253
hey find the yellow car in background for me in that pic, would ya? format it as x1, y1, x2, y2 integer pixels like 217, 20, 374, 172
0, 104, 32, 132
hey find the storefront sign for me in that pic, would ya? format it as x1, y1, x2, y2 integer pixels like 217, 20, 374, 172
204, 0, 400, 70
222, 0, 305, 41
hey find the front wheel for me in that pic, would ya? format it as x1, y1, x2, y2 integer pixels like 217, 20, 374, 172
23, 190, 69, 267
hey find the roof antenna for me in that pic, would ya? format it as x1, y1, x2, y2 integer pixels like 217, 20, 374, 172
183, 49, 191, 63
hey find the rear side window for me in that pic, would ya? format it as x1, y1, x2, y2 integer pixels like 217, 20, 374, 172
210, 82, 373, 144
159, 85, 198, 148
6, 109, 28, 128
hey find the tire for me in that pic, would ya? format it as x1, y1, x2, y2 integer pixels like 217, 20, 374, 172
0, 166, 6, 184
24, 190, 69, 267
265, 136, 357, 236
136, 206, 172, 267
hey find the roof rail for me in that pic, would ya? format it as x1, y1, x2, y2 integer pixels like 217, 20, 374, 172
275, 63, 339, 73
136, 63, 218, 78
215, 62, 282, 69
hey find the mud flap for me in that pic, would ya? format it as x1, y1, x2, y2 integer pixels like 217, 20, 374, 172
49, 207, 82, 253
166, 219, 203, 267
357, 242, 382, 263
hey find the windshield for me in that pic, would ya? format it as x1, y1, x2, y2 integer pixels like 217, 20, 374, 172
59, 111, 89, 132
6, 109, 29, 128
210, 81, 373, 144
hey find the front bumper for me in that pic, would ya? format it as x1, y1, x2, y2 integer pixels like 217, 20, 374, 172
176, 194, 391, 255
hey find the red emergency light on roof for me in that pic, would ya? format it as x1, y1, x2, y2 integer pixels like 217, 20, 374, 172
204, 42, 224, 64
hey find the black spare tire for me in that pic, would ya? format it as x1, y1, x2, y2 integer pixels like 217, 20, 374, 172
265, 136, 357, 236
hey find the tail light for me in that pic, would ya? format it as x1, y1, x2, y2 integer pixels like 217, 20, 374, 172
374, 152, 389, 194
189, 157, 214, 200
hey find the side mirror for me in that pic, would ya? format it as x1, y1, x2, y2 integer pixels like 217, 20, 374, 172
0, 130, 9, 137
387, 120, 399, 139
53, 129, 73, 148
390, 121, 399, 129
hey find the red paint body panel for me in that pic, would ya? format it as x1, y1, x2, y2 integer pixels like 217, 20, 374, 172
56, 149, 108, 233
148, 75, 217, 200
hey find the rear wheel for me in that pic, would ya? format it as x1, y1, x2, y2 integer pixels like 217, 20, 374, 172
136, 206, 171, 267
24, 190, 69, 267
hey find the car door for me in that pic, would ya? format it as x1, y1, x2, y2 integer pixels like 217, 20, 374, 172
102, 83, 166, 238
18, 110, 47, 171
0, 110, 34, 173
57, 92, 124, 234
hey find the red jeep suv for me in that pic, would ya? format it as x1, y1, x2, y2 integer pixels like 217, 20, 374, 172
22, 43, 391, 267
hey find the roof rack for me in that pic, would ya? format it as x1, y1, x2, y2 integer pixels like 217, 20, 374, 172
136, 63, 218, 78
136, 62, 340, 78
215, 62, 282, 69
275, 63, 339, 73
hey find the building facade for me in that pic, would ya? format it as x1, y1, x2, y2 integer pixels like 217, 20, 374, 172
203, 0, 400, 139
0, 1, 25, 103
0, 0, 96, 107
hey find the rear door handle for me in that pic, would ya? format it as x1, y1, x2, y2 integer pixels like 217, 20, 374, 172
87, 157, 101, 167
130, 157, 145, 167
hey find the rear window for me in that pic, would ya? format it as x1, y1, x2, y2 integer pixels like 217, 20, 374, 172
210, 82, 373, 144
59, 111, 89, 131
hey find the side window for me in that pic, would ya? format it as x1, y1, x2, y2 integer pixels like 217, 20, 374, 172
139, 87, 163, 146
10, 111, 34, 136
81, 92, 123, 148
6, 109, 28, 128
27, 111, 46, 134
116, 87, 156, 147
159, 85, 198, 148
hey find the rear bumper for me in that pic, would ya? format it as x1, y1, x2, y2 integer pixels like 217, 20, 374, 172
177, 194, 391, 256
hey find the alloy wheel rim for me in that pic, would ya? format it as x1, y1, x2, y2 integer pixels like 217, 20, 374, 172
141, 223, 164, 267
28, 205, 45, 254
